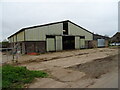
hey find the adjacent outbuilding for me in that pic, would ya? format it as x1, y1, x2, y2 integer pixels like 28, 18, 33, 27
8, 20, 93, 54
110, 32, 120, 46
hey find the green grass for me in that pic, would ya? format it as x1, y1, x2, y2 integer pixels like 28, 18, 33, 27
1, 65, 48, 88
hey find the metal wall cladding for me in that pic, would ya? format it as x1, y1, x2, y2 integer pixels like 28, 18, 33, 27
68, 22, 93, 41
46, 38, 55, 52
97, 39, 105, 47
56, 36, 62, 51
25, 23, 63, 41
75, 37, 85, 49
13, 35, 17, 42
25, 26, 47, 41
8, 37, 13, 43
48, 23, 63, 35
9, 37, 11, 43
80, 39, 85, 48
17, 31, 24, 41
75, 37, 80, 49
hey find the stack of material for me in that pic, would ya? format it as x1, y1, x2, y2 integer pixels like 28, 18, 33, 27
85, 40, 97, 49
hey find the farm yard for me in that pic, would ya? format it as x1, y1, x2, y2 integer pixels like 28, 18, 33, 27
1, 47, 119, 88
1, 0, 119, 88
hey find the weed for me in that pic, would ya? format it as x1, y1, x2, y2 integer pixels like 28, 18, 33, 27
1, 65, 48, 88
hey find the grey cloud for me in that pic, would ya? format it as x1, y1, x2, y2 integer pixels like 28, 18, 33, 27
1, 1, 118, 41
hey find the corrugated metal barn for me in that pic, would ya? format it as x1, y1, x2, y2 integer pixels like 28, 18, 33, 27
8, 20, 93, 54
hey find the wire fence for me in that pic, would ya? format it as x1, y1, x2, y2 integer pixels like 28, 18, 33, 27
1, 47, 21, 64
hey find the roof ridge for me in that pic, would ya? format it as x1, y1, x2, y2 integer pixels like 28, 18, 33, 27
8, 20, 93, 38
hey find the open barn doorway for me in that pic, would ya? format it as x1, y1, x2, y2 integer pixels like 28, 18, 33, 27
62, 36, 75, 50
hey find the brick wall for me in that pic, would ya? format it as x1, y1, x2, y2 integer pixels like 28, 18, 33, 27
25, 41, 46, 54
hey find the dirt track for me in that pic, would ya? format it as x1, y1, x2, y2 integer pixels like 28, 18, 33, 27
68, 54, 118, 79
2, 47, 119, 88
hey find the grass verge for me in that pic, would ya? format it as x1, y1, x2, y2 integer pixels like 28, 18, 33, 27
1, 65, 48, 88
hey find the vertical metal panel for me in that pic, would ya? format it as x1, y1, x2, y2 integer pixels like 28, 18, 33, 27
48, 23, 63, 35
25, 28, 41, 41
13, 35, 17, 42
75, 36, 80, 49
8, 37, 13, 43
17, 31, 24, 41
68, 22, 93, 40
80, 39, 85, 48
46, 38, 55, 51
11, 38, 13, 43
97, 39, 105, 47
25, 23, 63, 41
39, 26, 48, 41
56, 36, 62, 51
10, 37, 14, 43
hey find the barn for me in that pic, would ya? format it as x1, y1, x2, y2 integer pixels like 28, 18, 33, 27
110, 32, 120, 46
8, 20, 93, 54
110, 32, 120, 43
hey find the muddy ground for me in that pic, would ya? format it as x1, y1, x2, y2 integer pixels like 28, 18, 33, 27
1, 47, 119, 88
68, 54, 118, 79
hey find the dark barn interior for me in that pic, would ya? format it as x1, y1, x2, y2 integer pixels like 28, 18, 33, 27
62, 36, 75, 50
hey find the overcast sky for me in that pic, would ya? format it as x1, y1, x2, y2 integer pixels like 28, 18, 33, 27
0, 0, 119, 41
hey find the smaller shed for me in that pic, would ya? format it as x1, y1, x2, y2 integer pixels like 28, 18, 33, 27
93, 34, 109, 40
85, 34, 109, 48
110, 32, 120, 46
110, 32, 120, 43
